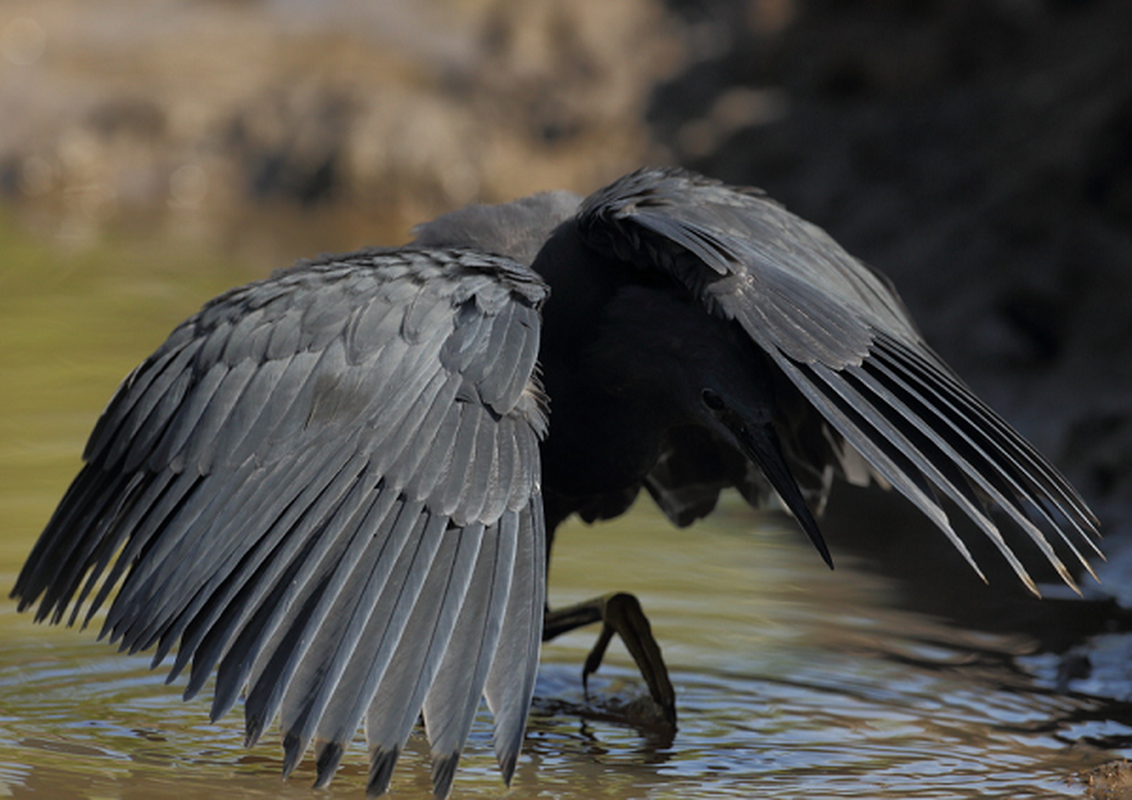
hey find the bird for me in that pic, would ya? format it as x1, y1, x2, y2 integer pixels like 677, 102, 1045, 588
11, 166, 1102, 798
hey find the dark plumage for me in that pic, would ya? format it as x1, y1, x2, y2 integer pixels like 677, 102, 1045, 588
12, 167, 1101, 797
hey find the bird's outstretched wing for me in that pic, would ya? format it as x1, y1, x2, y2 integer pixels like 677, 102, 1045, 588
576, 166, 1101, 593
11, 247, 548, 798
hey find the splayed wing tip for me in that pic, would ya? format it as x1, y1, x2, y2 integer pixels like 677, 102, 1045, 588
281, 730, 306, 779
367, 745, 400, 797
498, 749, 519, 787
431, 752, 460, 799
314, 739, 346, 789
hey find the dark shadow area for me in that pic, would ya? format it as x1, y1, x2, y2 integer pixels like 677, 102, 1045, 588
648, 1, 1132, 544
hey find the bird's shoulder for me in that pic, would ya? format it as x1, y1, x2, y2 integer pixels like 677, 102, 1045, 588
188, 246, 547, 356
573, 166, 922, 366
84, 245, 549, 475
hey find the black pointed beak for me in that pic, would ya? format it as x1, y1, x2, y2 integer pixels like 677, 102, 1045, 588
730, 416, 834, 569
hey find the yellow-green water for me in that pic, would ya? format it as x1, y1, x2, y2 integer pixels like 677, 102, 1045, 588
0, 215, 1125, 798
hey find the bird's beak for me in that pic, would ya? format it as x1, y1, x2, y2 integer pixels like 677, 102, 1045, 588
729, 415, 834, 569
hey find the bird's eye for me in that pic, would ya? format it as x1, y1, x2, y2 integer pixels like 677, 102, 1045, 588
701, 388, 725, 412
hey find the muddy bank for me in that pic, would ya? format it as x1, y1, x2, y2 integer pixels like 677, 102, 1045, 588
0, 0, 677, 248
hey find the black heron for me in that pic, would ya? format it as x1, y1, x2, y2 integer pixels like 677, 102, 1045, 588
12, 167, 1101, 797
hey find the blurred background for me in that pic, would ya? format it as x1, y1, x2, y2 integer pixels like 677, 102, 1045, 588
3, 1, 1132, 797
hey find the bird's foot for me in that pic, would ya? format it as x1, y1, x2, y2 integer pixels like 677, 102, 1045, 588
544, 592, 677, 729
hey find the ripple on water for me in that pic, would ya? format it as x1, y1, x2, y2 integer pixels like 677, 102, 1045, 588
3, 525, 1127, 800
5, 511, 1130, 800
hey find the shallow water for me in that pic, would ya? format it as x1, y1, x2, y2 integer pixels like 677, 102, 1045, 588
2, 217, 1130, 798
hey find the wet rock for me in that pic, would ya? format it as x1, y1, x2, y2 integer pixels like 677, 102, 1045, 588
1080, 759, 1132, 799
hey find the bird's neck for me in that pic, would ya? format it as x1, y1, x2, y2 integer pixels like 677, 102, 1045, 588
538, 350, 669, 503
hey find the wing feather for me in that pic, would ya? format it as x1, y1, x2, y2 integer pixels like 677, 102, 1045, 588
356, 521, 490, 794
420, 517, 516, 798
277, 499, 441, 778
482, 502, 544, 782
12, 246, 549, 797
84, 329, 200, 465
205, 483, 404, 719
575, 166, 1099, 590
863, 342, 1098, 572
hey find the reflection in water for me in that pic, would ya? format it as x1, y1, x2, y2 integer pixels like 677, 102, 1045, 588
2, 218, 1131, 798
7, 513, 1128, 798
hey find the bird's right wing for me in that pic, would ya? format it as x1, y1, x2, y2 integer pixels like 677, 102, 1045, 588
575, 166, 1101, 593
12, 247, 549, 798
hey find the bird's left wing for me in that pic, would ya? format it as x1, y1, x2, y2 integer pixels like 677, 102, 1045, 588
576, 166, 1100, 593
11, 247, 548, 798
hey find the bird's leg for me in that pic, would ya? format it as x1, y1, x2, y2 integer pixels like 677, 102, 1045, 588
543, 592, 677, 728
